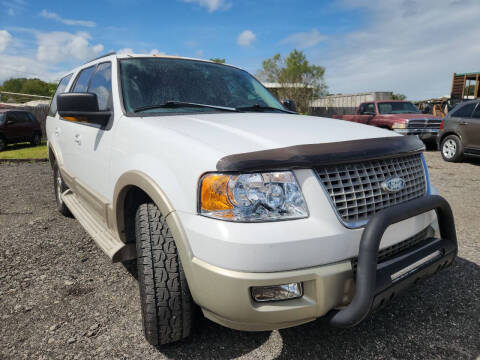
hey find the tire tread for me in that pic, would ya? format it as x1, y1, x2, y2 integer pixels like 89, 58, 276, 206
135, 203, 193, 346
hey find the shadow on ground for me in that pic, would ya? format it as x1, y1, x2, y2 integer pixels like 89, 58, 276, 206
153, 257, 479, 359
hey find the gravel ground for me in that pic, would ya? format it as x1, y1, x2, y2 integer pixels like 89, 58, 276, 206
1, 152, 479, 360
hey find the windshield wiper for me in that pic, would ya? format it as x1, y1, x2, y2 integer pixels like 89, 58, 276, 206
133, 101, 238, 113
235, 104, 295, 114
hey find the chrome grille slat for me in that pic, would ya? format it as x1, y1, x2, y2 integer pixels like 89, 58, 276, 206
407, 119, 442, 129
316, 154, 426, 227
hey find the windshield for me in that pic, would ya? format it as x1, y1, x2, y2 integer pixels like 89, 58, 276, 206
119, 58, 285, 114
377, 102, 420, 114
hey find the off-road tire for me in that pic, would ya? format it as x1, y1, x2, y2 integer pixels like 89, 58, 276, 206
30, 133, 41, 146
53, 162, 71, 216
441, 135, 464, 162
135, 202, 193, 346
0, 136, 6, 151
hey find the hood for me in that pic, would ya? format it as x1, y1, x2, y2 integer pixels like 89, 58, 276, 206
146, 113, 399, 157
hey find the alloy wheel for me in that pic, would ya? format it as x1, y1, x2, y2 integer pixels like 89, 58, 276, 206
442, 139, 456, 159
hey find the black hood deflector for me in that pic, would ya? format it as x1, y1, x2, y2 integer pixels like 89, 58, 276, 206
216, 135, 425, 172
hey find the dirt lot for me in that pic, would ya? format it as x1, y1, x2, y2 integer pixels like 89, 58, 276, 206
1, 152, 479, 360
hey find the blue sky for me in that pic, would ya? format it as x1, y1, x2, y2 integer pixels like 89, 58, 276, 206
1, 0, 479, 99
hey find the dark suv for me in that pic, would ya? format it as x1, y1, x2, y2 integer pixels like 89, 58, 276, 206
0, 109, 42, 151
438, 99, 480, 162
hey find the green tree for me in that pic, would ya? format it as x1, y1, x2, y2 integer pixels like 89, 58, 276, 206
392, 93, 407, 100
210, 58, 226, 64
257, 50, 327, 113
0, 77, 56, 102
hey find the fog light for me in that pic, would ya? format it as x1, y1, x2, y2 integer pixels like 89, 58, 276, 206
251, 283, 303, 302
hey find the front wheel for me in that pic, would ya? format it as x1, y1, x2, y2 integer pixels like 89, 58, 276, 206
441, 135, 463, 162
135, 202, 194, 346
30, 134, 41, 146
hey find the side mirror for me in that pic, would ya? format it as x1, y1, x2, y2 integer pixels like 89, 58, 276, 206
57, 93, 111, 126
6, 120, 15, 125
282, 99, 297, 112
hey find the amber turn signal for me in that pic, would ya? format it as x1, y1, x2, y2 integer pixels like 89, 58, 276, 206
200, 174, 233, 212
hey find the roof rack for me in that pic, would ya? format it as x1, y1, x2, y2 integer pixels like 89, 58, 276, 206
83, 52, 116, 65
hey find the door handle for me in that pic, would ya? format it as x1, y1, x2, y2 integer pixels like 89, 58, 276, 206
55, 127, 61, 136
74, 134, 82, 145
459, 121, 468, 125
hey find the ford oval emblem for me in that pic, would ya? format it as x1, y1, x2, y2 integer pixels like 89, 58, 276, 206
381, 177, 406, 193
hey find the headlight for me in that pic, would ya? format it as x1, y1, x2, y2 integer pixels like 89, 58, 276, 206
392, 122, 407, 129
199, 171, 308, 222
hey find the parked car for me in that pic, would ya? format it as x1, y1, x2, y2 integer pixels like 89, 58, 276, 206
0, 109, 42, 151
438, 99, 480, 162
331, 101, 442, 147
46, 53, 457, 346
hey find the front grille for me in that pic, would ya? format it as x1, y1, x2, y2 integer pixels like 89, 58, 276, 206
407, 119, 442, 129
316, 154, 426, 227
351, 226, 434, 276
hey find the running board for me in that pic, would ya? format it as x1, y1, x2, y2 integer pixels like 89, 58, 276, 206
62, 190, 136, 262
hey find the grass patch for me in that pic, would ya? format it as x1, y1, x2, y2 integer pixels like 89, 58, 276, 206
0, 142, 48, 160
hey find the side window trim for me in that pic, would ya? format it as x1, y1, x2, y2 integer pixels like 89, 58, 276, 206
61, 61, 114, 130
71, 65, 96, 93
48, 73, 73, 117
472, 103, 480, 119
86, 61, 113, 111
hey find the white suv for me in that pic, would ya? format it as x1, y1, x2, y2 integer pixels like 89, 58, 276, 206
46, 53, 458, 346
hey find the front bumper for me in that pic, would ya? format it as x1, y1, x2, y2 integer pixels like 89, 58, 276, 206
329, 194, 457, 327
393, 128, 439, 141
186, 195, 456, 331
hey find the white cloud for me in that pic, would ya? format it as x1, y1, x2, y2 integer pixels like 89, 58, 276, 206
281, 29, 326, 49
117, 47, 134, 54
195, 49, 204, 57
237, 30, 256, 47
149, 49, 166, 55
40, 10, 96, 27
0, 54, 64, 84
317, 0, 480, 99
0, 30, 13, 52
36, 31, 104, 63
3, 0, 25, 16
182, 0, 231, 13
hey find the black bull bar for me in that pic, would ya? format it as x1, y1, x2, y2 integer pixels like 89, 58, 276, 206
329, 195, 458, 328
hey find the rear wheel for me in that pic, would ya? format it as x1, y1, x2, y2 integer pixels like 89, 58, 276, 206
53, 162, 71, 216
30, 133, 41, 146
441, 135, 463, 162
135, 202, 194, 346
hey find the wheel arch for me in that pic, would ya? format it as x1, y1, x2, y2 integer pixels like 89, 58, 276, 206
112, 170, 195, 281
439, 131, 462, 145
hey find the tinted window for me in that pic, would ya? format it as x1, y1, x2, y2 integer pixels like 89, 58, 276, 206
72, 66, 95, 93
359, 104, 366, 114
48, 74, 72, 116
16, 112, 29, 123
452, 102, 476, 117
471, 104, 480, 119
6, 112, 17, 122
0, 113, 5, 123
378, 102, 420, 114
26, 112, 37, 123
88, 62, 112, 111
366, 103, 376, 114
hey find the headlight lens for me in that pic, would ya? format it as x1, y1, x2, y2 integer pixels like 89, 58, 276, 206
200, 171, 308, 222
392, 122, 407, 129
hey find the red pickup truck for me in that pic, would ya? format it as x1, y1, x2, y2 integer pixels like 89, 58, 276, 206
332, 100, 441, 145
